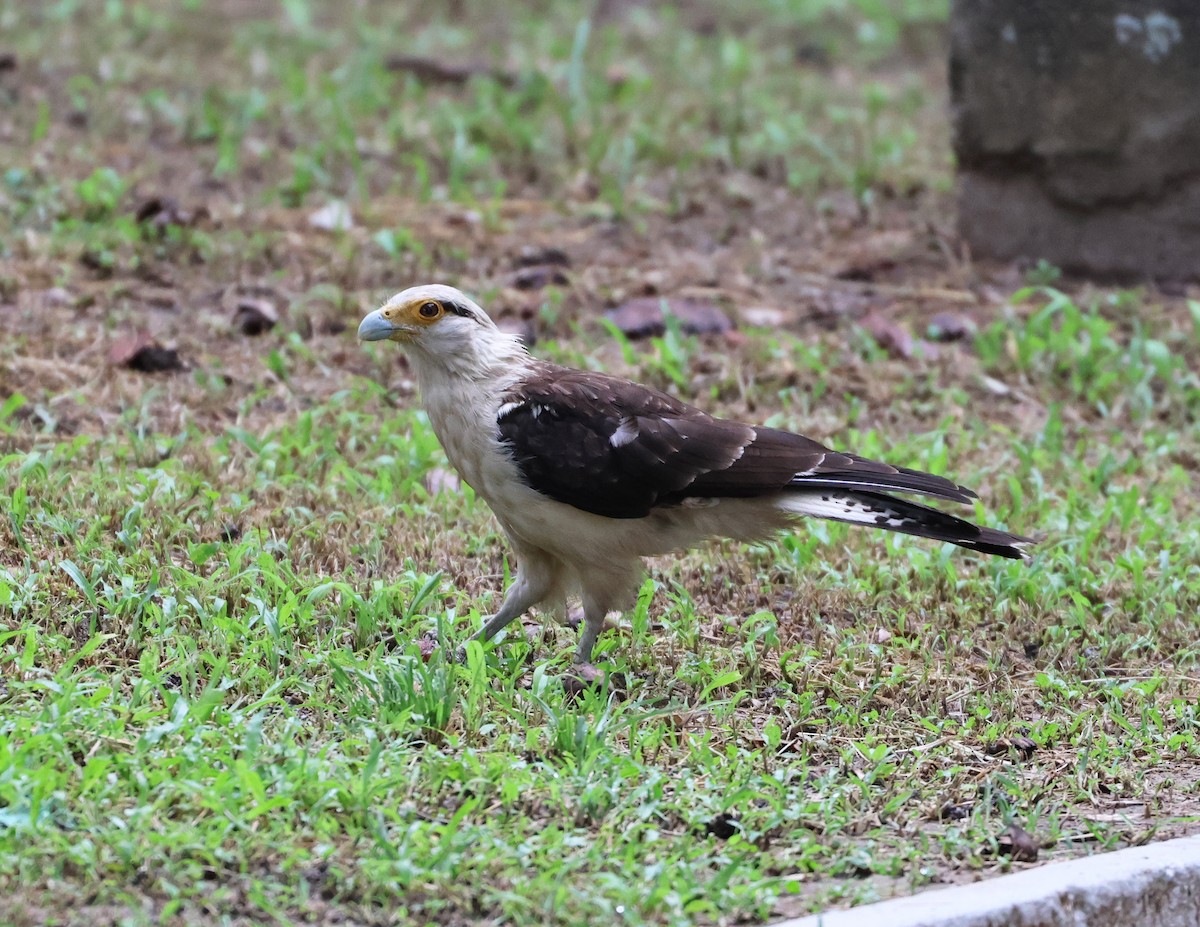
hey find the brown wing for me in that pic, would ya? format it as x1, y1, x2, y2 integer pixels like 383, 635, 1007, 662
496, 367, 756, 518
496, 365, 976, 519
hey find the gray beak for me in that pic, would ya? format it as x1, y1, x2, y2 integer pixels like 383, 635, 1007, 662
357, 309, 396, 342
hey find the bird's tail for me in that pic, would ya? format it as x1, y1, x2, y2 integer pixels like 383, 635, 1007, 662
780, 489, 1032, 560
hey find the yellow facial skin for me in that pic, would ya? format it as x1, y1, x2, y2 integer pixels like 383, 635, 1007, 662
358, 298, 444, 342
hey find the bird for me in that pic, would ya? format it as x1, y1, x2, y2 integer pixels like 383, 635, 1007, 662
358, 284, 1031, 667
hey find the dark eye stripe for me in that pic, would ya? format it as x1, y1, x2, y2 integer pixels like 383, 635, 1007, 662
444, 301, 472, 318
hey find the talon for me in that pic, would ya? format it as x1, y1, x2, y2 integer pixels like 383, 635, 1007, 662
562, 662, 607, 697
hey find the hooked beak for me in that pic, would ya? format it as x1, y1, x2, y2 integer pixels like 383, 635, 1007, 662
358, 308, 408, 343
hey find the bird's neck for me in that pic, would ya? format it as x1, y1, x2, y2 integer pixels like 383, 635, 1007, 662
407, 333, 531, 486
408, 331, 528, 384
406, 332, 532, 422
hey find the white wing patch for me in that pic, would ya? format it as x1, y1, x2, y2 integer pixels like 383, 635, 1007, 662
497, 400, 525, 420
610, 417, 639, 448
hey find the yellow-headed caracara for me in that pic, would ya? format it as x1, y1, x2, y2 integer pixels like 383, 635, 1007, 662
359, 285, 1031, 666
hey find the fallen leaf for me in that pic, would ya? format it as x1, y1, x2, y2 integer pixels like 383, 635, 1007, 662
874, 627, 893, 644
739, 305, 787, 328
107, 332, 182, 372
514, 245, 570, 268
446, 209, 482, 228
218, 523, 242, 543
938, 803, 971, 821
511, 265, 569, 291
926, 311, 977, 342
860, 310, 914, 359
308, 201, 353, 232
703, 812, 740, 840
385, 55, 517, 88
605, 297, 733, 339
987, 736, 1037, 760
133, 195, 198, 231
0, 52, 17, 72
836, 258, 896, 282
417, 634, 438, 662
997, 823, 1041, 862
233, 298, 279, 336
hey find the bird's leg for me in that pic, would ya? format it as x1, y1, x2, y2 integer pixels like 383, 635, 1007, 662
471, 580, 540, 644
574, 567, 641, 666
573, 615, 604, 665
574, 592, 610, 665
457, 562, 555, 660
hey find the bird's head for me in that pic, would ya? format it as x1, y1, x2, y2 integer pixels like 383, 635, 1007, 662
358, 284, 494, 346
358, 284, 526, 378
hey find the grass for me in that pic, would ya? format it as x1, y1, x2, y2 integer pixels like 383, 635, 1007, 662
3, 1, 1200, 925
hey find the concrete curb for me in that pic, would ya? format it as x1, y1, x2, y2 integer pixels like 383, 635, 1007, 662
775, 834, 1200, 927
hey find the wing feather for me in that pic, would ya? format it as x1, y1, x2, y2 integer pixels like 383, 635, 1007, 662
496, 364, 980, 518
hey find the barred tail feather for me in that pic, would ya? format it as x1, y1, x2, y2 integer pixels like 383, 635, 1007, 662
780, 490, 1032, 560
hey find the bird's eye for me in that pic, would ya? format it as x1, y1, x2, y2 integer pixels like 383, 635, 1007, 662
419, 301, 441, 319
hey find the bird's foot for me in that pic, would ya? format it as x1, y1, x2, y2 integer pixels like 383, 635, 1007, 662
562, 662, 607, 696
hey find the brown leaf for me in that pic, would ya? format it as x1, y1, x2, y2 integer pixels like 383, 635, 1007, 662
605, 297, 733, 340
703, 812, 740, 840
417, 634, 439, 663
927, 311, 977, 342
987, 736, 1037, 760
836, 259, 896, 282
385, 55, 517, 88
859, 310, 914, 359
997, 823, 1041, 862
107, 332, 182, 372
233, 298, 279, 336
514, 245, 570, 269
510, 265, 569, 291
133, 195, 197, 231
938, 803, 971, 821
